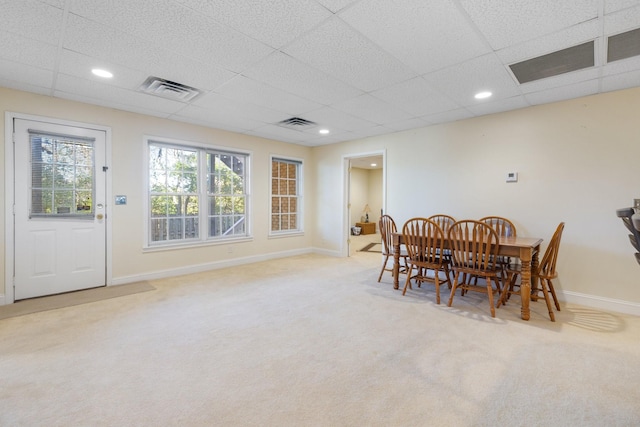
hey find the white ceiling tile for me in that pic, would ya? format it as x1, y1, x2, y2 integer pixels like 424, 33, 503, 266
246, 124, 317, 144
340, 0, 491, 74
0, 30, 58, 70
516, 67, 601, 94
331, 94, 414, 125
524, 79, 600, 105
459, 0, 600, 50
171, 104, 266, 132
602, 68, 640, 92
422, 54, 521, 107
2, 1, 640, 146
605, 0, 640, 13
69, 0, 274, 73
1, 0, 63, 44
243, 52, 364, 105
381, 117, 432, 132
175, 0, 332, 49
216, 76, 323, 116
171, 114, 249, 136
283, 17, 416, 91
55, 74, 187, 115
604, 55, 640, 76
190, 92, 285, 125
465, 95, 530, 116
421, 108, 475, 125
604, 4, 640, 35
64, 14, 236, 92
370, 77, 459, 117
0, 59, 53, 89
57, 50, 148, 89
303, 106, 378, 133
0, 77, 52, 96
496, 20, 601, 65
38, 0, 64, 7
314, 0, 359, 13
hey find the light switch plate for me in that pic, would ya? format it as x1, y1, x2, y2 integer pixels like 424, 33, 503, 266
506, 172, 518, 183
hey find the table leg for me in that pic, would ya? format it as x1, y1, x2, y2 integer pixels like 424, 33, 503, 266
520, 258, 531, 320
393, 240, 400, 290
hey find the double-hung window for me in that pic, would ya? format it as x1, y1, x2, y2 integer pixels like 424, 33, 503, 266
270, 157, 302, 234
147, 138, 249, 247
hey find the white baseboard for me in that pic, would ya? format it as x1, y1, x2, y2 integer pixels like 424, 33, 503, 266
312, 247, 343, 257
111, 248, 313, 286
560, 290, 640, 316
0, 294, 5, 306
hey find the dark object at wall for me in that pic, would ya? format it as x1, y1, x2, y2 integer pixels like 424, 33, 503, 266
616, 207, 640, 265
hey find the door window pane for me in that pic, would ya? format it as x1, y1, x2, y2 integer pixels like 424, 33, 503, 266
29, 132, 95, 217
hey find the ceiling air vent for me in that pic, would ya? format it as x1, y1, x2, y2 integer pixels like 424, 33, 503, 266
509, 41, 594, 84
139, 76, 201, 102
277, 117, 317, 130
608, 27, 640, 63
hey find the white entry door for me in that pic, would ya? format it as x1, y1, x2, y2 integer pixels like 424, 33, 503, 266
13, 118, 107, 300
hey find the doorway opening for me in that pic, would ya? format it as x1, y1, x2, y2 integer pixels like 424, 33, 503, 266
344, 151, 385, 257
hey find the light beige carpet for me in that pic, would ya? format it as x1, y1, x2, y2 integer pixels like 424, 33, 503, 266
0, 281, 155, 320
0, 252, 639, 426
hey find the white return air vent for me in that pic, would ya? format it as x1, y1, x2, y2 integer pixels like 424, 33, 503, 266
139, 76, 201, 102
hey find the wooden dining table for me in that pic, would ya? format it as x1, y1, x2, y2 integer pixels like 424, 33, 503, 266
392, 233, 543, 321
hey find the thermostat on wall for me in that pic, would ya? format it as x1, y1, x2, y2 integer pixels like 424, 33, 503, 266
506, 172, 518, 183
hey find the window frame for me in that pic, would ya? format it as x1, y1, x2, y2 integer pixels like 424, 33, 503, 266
269, 155, 303, 237
144, 136, 252, 250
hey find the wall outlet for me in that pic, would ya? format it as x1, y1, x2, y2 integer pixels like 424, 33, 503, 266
506, 172, 518, 183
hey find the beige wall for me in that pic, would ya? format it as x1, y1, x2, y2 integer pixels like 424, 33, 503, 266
3, 85, 640, 313
1, 87, 314, 295
312, 87, 640, 310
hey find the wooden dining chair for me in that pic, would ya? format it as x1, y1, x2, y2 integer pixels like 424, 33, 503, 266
428, 214, 456, 234
480, 216, 517, 277
480, 216, 516, 238
401, 218, 451, 304
378, 215, 408, 282
498, 222, 565, 321
447, 220, 502, 317
428, 214, 456, 266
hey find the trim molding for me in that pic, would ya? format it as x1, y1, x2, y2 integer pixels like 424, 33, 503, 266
312, 247, 343, 257
560, 291, 640, 316
112, 248, 314, 285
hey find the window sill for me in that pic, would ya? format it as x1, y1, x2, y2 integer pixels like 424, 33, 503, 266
268, 231, 304, 239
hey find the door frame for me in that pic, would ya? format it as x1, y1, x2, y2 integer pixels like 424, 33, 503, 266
4, 112, 113, 305
342, 149, 386, 257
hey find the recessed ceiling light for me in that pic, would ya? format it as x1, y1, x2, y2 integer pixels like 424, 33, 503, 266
371, 163, 377, 167
92, 68, 113, 78
474, 91, 492, 99
319, 129, 330, 135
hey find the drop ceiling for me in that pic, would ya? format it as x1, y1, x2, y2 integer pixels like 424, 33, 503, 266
1, 0, 640, 147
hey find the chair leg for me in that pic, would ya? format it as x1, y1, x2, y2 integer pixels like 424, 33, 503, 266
377, 255, 390, 282
539, 278, 556, 322
447, 272, 460, 307
546, 279, 561, 311
434, 272, 441, 305
487, 277, 496, 318
402, 264, 415, 295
